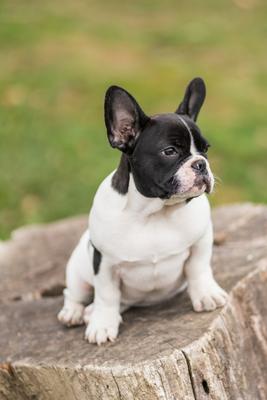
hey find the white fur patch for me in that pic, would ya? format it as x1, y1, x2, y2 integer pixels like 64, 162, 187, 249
176, 115, 198, 155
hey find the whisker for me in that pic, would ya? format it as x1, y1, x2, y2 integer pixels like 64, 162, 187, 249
213, 175, 223, 185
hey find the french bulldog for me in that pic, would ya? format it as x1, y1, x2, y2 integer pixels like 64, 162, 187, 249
58, 77, 228, 345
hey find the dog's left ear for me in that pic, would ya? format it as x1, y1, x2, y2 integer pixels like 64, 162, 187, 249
176, 77, 206, 121
104, 86, 149, 153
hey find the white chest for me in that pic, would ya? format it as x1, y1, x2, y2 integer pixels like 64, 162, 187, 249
91, 196, 209, 263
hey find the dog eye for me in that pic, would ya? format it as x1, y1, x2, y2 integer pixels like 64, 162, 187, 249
161, 147, 178, 156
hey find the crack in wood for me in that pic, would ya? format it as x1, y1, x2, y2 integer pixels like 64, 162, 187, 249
181, 350, 197, 400
111, 370, 123, 399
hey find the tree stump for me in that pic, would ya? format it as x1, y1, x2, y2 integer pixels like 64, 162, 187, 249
0, 204, 267, 400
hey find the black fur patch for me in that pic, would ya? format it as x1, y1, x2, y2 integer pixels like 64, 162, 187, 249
90, 240, 102, 275
111, 153, 131, 194
186, 197, 194, 203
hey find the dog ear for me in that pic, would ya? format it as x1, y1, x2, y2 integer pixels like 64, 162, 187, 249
175, 77, 206, 121
104, 86, 149, 153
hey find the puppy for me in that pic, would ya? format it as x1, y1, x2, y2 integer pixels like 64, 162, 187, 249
58, 77, 228, 345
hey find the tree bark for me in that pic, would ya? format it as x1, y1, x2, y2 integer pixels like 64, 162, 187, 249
0, 203, 267, 399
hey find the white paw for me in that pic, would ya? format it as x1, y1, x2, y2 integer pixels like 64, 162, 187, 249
188, 279, 228, 312
84, 303, 129, 325
57, 302, 85, 327
84, 309, 122, 345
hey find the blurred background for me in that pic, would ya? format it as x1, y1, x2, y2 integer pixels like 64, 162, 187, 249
0, 0, 267, 239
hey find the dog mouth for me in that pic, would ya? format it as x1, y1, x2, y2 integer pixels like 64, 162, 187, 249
193, 174, 213, 195
205, 180, 212, 193
167, 173, 213, 200
198, 175, 212, 194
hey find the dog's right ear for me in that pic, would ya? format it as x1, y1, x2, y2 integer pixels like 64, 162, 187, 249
104, 86, 149, 153
176, 77, 206, 121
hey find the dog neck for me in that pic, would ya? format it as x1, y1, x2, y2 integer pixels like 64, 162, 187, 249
125, 174, 186, 217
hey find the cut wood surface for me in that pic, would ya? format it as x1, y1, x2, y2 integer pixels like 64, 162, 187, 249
0, 203, 267, 399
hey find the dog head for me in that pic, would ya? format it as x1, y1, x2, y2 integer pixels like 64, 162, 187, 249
104, 78, 214, 201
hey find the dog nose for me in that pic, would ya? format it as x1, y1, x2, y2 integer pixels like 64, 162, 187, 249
191, 159, 206, 173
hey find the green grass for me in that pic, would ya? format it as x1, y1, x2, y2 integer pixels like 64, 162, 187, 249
1, 0, 267, 238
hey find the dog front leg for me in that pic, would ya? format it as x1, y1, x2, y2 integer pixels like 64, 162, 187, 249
84, 257, 122, 345
185, 222, 228, 312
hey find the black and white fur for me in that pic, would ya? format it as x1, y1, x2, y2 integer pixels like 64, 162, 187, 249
58, 78, 228, 345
